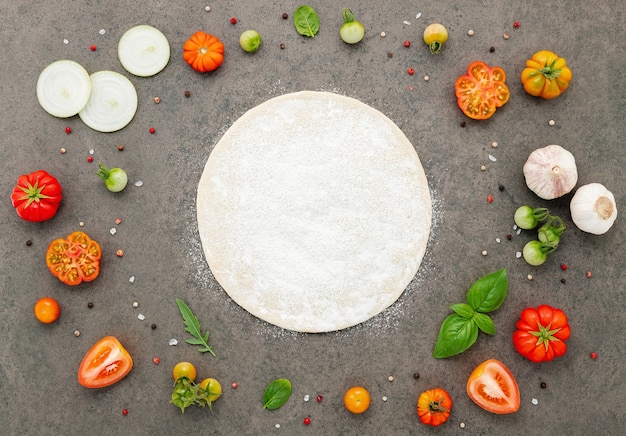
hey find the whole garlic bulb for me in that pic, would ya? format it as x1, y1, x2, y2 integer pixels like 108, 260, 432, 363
570, 183, 617, 235
523, 145, 578, 200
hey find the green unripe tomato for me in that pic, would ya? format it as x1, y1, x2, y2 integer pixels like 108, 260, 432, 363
240, 30, 262, 53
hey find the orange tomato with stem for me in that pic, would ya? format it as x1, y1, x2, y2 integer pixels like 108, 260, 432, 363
344, 386, 370, 414
183, 31, 224, 73
521, 50, 572, 99
417, 388, 452, 426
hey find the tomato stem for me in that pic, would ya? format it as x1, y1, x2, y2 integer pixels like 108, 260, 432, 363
342, 8, 355, 23
429, 41, 444, 55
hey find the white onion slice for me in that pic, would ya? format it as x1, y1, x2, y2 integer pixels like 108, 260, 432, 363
36, 60, 91, 118
118, 25, 170, 77
78, 71, 138, 132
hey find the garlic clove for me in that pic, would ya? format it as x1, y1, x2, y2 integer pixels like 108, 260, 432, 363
570, 183, 617, 235
523, 145, 578, 200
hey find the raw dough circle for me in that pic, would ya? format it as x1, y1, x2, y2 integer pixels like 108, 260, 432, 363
197, 91, 431, 332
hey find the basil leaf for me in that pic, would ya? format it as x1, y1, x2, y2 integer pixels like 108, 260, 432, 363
466, 268, 508, 313
450, 303, 475, 319
293, 5, 320, 38
262, 378, 292, 410
473, 312, 496, 335
433, 314, 479, 358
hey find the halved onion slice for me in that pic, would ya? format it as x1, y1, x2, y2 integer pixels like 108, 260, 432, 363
118, 25, 170, 77
37, 60, 91, 118
78, 71, 138, 132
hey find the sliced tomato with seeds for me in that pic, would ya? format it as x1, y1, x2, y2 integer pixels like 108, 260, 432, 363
78, 336, 133, 388
467, 359, 520, 414
455, 61, 510, 120
46, 231, 101, 285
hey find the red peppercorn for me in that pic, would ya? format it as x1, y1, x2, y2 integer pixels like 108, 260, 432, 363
407, 68, 415, 75
149, 127, 155, 134
586, 271, 592, 278
90, 44, 97, 51
303, 417, 311, 425
122, 409, 128, 415
561, 263, 568, 271
231, 382, 238, 389
65, 126, 72, 134
513, 21, 520, 28
487, 195, 493, 203
230, 17, 237, 24
153, 357, 160, 365
590, 352, 598, 359
87, 156, 93, 163
403, 40, 410, 47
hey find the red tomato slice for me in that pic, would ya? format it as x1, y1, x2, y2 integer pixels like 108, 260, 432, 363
78, 336, 133, 388
467, 359, 520, 414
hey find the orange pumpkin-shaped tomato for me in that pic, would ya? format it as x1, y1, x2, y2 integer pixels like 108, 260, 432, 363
183, 31, 224, 73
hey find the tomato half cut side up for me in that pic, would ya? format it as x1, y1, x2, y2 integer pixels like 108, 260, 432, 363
78, 336, 133, 388
466, 359, 520, 414
46, 231, 101, 286
455, 61, 510, 120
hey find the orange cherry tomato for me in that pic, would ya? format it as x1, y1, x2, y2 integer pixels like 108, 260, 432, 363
46, 231, 101, 286
417, 388, 452, 426
455, 61, 510, 120
344, 386, 370, 414
467, 359, 520, 414
34, 297, 60, 323
78, 336, 133, 388
172, 361, 197, 382
183, 31, 224, 73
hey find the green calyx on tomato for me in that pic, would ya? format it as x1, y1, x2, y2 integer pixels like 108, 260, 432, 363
423, 23, 448, 54
521, 50, 572, 99
78, 336, 133, 388
417, 388, 452, 426
170, 362, 222, 412
11, 170, 63, 222
513, 305, 571, 362
455, 61, 510, 120
340, 9, 365, 44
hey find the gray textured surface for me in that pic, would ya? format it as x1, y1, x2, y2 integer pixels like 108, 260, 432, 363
1, 1, 624, 435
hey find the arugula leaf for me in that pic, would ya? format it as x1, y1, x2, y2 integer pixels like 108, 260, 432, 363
466, 268, 508, 313
176, 298, 216, 356
262, 378, 292, 410
293, 5, 320, 37
433, 314, 479, 358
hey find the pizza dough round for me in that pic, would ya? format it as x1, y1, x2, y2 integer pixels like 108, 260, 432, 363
197, 91, 431, 332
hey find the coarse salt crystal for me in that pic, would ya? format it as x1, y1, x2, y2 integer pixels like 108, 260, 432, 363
496, 237, 501, 243
531, 398, 538, 405
169, 339, 178, 346
134, 180, 143, 187
138, 314, 145, 320
382, 396, 388, 401
403, 21, 411, 25
99, 29, 106, 35
129, 276, 135, 283
416, 12, 422, 19
516, 228, 522, 235
304, 394, 310, 402
63, 39, 69, 44
275, 424, 280, 429
110, 228, 117, 235
513, 225, 518, 231
516, 251, 522, 258
133, 302, 139, 308
89, 149, 94, 155
488, 154, 497, 162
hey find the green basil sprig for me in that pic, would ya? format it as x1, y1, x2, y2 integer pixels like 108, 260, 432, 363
262, 378, 292, 410
433, 269, 507, 358
293, 5, 320, 38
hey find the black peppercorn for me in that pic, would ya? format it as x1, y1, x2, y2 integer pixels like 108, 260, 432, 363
413, 372, 420, 379
87, 302, 94, 308
460, 121, 467, 127
489, 46, 495, 53
26, 240, 33, 246
151, 324, 157, 330
540, 382, 547, 389
282, 13, 288, 19
184, 90, 191, 98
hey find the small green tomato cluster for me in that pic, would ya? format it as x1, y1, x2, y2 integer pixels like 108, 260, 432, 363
170, 361, 222, 413
515, 206, 566, 266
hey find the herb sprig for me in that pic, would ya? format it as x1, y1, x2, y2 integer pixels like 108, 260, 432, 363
433, 269, 508, 358
176, 298, 216, 356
